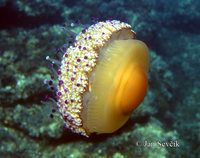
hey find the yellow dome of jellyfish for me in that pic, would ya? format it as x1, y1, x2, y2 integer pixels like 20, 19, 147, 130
56, 20, 150, 137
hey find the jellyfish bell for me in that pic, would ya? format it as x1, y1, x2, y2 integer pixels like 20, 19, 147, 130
83, 39, 149, 134
56, 20, 150, 137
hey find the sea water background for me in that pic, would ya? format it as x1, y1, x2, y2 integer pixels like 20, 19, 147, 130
0, 0, 199, 157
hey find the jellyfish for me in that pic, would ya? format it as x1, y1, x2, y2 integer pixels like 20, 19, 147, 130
56, 20, 150, 137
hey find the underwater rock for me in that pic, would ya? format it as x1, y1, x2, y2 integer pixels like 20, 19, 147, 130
0, 26, 65, 106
